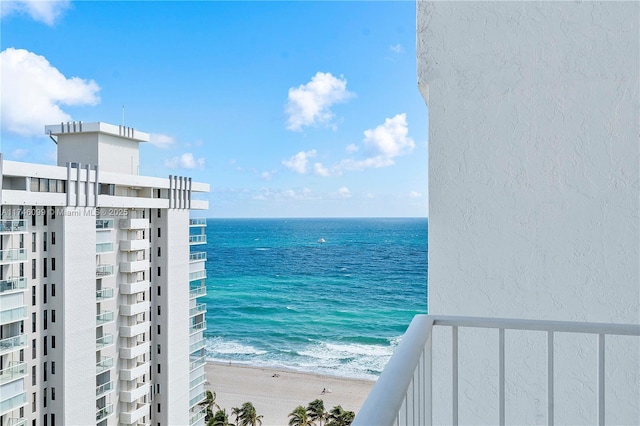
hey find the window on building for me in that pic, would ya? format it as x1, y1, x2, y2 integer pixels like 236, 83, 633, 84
43, 258, 47, 278
51, 310, 55, 323
51, 361, 55, 374
20, 263, 24, 278
32, 365, 36, 385
157, 267, 161, 277
31, 312, 36, 332
30, 178, 39, 192
51, 283, 55, 297
43, 388, 47, 408
157, 364, 161, 374
51, 413, 55, 426
51, 336, 55, 348
51, 208, 56, 220
43, 211, 47, 226
157, 209, 161, 218
31, 208, 36, 226
44, 362, 47, 381
157, 227, 161, 238
51, 258, 55, 271
32, 259, 36, 279
32, 392, 36, 413
19, 234, 24, 249
51, 232, 55, 245
43, 284, 47, 304
32, 339, 36, 359
157, 247, 161, 257
51, 388, 55, 401
43, 310, 47, 330
157, 306, 160, 316
43, 232, 47, 251
157, 344, 161, 354
43, 336, 47, 356
32, 233, 36, 252
39, 179, 48, 192
32, 286, 36, 306
57, 180, 65, 193
157, 324, 160, 334
158, 403, 161, 413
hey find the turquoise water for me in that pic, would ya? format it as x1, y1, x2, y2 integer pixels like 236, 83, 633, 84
201, 218, 427, 380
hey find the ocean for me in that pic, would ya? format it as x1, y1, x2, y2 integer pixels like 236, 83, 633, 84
200, 218, 427, 380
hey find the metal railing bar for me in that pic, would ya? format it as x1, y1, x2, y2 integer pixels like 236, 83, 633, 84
452, 325, 458, 426
499, 328, 505, 426
425, 330, 432, 426
598, 333, 605, 426
547, 331, 554, 426
432, 316, 640, 336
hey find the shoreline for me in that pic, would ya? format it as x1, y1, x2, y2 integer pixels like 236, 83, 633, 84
204, 361, 375, 426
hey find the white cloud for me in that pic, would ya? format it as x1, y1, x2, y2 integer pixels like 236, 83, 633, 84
164, 153, 205, 169
261, 170, 277, 181
313, 162, 331, 177
10, 148, 28, 159
346, 144, 359, 154
0, 48, 100, 137
336, 187, 352, 198
285, 72, 354, 131
363, 113, 415, 158
282, 149, 316, 174
390, 44, 405, 54
1, 0, 70, 26
149, 133, 175, 149
409, 191, 423, 199
252, 187, 316, 201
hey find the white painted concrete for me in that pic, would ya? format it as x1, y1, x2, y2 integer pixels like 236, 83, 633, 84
419, 1, 639, 424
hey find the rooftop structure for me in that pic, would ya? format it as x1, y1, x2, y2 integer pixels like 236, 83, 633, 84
0, 122, 210, 425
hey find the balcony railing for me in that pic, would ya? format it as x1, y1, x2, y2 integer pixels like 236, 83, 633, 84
96, 264, 114, 277
0, 249, 27, 263
189, 218, 207, 226
190, 320, 206, 334
353, 315, 640, 426
189, 270, 207, 282
96, 404, 114, 421
7, 418, 26, 426
0, 362, 27, 384
190, 355, 206, 371
96, 311, 114, 325
96, 334, 114, 350
189, 234, 207, 245
96, 242, 114, 253
189, 303, 206, 318
0, 335, 27, 355
189, 251, 207, 262
189, 285, 207, 299
0, 392, 27, 416
190, 373, 207, 390
96, 219, 114, 230
96, 381, 114, 398
96, 288, 114, 301
96, 357, 114, 374
0, 307, 27, 325
189, 391, 207, 408
190, 407, 207, 425
189, 338, 206, 354
0, 277, 27, 294
0, 220, 26, 233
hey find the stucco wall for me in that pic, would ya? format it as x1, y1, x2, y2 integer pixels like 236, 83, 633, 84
419, 1, 639, 424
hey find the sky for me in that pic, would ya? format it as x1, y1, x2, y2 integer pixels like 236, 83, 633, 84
0, 0, 428, 218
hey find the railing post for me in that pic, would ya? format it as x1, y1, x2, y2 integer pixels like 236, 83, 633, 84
452, 326, 458, 426
598, 333, 605, 426
425, 328, 432, 426
499, 328, 505, 426
547, 331, 554, 426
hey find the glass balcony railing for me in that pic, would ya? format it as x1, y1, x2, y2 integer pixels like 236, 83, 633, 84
190, 407, 207, 426
0, 392, 26, 415
96, 264, 114, 277
96, 334, 114, 349
96, 288, 114, 300
96, 311, 114, 325
96, 404, 113, 421
0, 249, 27, 263
190, 355, 206, 371
189, 391, 207, 408
190, 320, 206, 334
189, 373, 207, 390
96, 381, 113, 398
189, 338, 206, 354
189, 304, 206, 317
0, 362, 27, 384
189, 234, 207, 244
0, 335, 27, 354
0, 307, 27, 325
0, 220, 26, 233
189, 218, 206, 226
96, 219, 114, 230
189, 285, 206, 298
6, 418, 27, 426
0, 277, 27, 294
96, 357, 114, 374
96, 242, 114, 253
189, 270, 207, 282
189, 252, 207, 262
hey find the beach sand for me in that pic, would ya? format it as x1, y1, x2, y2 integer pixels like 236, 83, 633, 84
204, 362, 375, 426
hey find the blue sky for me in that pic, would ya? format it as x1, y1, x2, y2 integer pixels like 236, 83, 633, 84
1, 0, 428, 218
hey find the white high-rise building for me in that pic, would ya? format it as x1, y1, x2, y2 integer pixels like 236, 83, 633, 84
0, 122, 210, 426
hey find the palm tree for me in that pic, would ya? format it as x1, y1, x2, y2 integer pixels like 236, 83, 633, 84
306, 399, 327, 426
288, 405, 314, 426
326, 406, 355, 426
231, 406, 242, 426
200, 390, 221, 423
238, 402, 264, 426
210, 409, 231, 426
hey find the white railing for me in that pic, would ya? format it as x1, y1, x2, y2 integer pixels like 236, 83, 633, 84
189, 218, 207, 226
354, 315, 640, 426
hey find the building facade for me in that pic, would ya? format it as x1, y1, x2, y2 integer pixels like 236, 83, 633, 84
0, 122, 210, 426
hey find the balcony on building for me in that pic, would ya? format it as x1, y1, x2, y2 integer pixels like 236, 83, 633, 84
119, 218, 149, 230
0, 277, 26, 295
96, 242, 114, 253
0, 249, 27, 264
96, 403, 114, 422
95, 381, 114, 398
121, 359, 151, 381
120, 339, 151, 359
189, 390, 207, 409
190, 354, 206, 372
189, 371, 207, 391
96, 356, 114, 374
96, 288, 114, 301
0, 361, 27, 384
189, 337, 206, 355
189, 303, 206, 318
120, 381, 151, 403
189, 284, 207, 299
0, 335, 27, 355
0, 220, 26, 233
189, 234, 206, 245
189, 252, 206, 263
120, 259, 147, 274
96, 334, 114, 350
121, 279, 149, 295
0, 307, 27, 325
190, 319, 206, 335
120, 316, 150, 338
95, 219, 114, 230
189, 270, 207, 282
120, 402, 150, 425
189, 218, 206, 227
120, 300, 150, 317
96, 311, 114, 326
189, 407, 207, 426
0, 392, 27, 417
96, 264, 114, 278
6, 417, 26, 426
120, 239, 148, 252
353, 316, 640, 426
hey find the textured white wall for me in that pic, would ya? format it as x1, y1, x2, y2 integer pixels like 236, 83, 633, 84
419, 1, 639, 424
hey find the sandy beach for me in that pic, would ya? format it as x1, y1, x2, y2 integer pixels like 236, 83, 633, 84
204, 362, 375, 426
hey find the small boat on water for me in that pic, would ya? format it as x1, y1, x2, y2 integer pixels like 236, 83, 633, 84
317, 238, 326, 243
